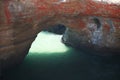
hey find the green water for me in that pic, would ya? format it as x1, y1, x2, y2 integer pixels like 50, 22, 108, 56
3, 31, 120, 80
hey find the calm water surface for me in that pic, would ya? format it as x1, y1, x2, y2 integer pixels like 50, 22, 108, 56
3, 31, 120, 80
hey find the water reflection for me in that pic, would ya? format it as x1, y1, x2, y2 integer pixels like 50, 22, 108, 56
3, 32, 120, 80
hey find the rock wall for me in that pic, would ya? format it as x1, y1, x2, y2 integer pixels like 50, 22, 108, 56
0, 0, 120, 73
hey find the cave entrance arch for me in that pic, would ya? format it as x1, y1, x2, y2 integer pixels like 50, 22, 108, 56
29, 24, 69, 54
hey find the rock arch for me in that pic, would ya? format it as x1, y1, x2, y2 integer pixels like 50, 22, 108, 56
0, 0, 120, 71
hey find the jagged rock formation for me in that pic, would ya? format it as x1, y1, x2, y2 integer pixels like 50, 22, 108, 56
0, 0, 120, 74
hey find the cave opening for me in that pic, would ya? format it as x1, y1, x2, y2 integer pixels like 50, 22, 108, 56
29, 24, 69, 54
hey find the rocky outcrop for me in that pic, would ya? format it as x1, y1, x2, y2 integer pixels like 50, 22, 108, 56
62, 25, 120, 54
62, 17, 120, 54
0, 0, 120, 73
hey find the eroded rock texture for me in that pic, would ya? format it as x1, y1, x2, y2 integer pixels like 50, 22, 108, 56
62, 17, 120, 53
0, 0, 120, 72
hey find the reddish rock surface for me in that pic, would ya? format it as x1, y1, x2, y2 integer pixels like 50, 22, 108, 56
0, 0, 120, 70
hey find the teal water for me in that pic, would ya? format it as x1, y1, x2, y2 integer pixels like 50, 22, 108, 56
3, 31, 120, 80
